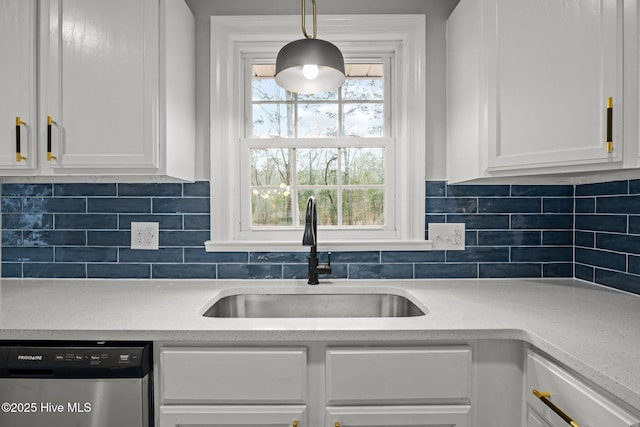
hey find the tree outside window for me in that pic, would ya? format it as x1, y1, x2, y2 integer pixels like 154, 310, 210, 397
249, 63, 386, 229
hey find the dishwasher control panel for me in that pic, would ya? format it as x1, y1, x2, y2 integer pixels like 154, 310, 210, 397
10, 347, 141, 367
0, 344, 150, 378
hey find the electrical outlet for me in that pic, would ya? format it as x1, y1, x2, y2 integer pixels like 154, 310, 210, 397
428, 223, 466, 251
131, 222, 159, 250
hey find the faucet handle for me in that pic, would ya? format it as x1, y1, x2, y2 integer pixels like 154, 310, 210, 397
316, 251, 332, 276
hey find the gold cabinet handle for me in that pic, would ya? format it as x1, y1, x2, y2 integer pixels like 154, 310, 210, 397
15, 116, 27, 162
47, 115, 57, 161
606, 97, 613, 153
533, 389, 579, 427
335, 422, 340, 427
292, 421, 298, 427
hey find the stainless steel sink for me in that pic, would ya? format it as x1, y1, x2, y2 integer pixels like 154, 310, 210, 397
202, 292, 426, 318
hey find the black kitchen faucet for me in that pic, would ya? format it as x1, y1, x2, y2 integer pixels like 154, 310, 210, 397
302, 196, 332, 285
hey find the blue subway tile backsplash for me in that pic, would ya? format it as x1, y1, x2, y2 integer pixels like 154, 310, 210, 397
629, 256, 640, 275
575, 179, 640, 294
2, 179, 640, 296
575, 180, 629, 196
478, 263, 542, 278
575, 214, 627, 233
510, 185, 574, 197
415, 263, 478, 279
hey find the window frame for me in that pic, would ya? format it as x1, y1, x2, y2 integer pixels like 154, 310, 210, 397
243, 56, 394, 238
207, 14, 430, 251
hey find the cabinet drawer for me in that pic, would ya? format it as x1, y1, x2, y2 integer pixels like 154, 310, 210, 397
158, 405, 307, 427
160, 347, 306, 404
325, 405, 471, 427
527, 351, 640, 427
326, 347, 471, 405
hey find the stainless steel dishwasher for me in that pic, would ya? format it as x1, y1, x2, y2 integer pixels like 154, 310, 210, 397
0, 341, 152, 427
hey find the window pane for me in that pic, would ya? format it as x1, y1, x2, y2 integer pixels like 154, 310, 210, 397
342, 189, 385, 225
342, 78, 383, 101
248, 63, 388, 229
342, 148, 384, 185
343, 102, 384, 137
250, 63, 386, 139
298, 90, 338, 101
251, 149, 291, 187
298, 189, 338, 226
297, 103, 338, 138
297, 148, 338, 186
252, 104, 294, 138
252, 78, 289, 101
251, 190, 293, 226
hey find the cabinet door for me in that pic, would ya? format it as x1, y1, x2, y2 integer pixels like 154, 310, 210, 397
527, 351, 640, 427
527, 408, 553, 427
158, 405, 306, 427
325, 406, 471, 427
0, 0, 37, 172
326, 347, 471, 405
487, 0, 622, 171
160, 347, 307, 404
40, 0, 158, 171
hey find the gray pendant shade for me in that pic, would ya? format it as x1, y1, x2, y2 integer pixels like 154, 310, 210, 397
275, 38, 345, 94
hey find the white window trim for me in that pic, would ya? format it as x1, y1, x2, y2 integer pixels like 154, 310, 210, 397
206, 14, 431, 252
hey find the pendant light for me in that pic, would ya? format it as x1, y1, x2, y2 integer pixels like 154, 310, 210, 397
275, 0, 345, 94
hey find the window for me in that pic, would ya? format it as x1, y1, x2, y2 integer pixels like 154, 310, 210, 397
208, 15, 428, 251
247, 62, 390, 230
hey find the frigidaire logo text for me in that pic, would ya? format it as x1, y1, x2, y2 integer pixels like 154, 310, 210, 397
17, 355, 43, 361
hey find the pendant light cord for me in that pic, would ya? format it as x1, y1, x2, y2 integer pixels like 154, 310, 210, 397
301, 0, 317, 39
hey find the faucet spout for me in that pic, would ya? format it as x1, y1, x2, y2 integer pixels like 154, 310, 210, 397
302, 197, 316, 247
302, 196, 331, 284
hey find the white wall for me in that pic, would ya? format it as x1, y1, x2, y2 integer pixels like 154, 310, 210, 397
185, 0, 459, 181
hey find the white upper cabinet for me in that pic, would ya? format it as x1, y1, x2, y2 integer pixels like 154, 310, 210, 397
41, 0, 156, 171
634, 1, 640, 168
447, 0, 624, 182
0, 0, 37, 172
0, 0, 195, 180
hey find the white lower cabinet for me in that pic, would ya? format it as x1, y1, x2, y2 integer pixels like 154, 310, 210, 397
158, 347, 307, 427
526, 409, 553, 427
326, 347, 471, 405
157, 343, 640, 427
160, 347, 307, 404
325, 347, 471, 427
526, 350, 640, 427
326, 406, 471, 427
159, 406, 307, 427
157, 345, 472, 427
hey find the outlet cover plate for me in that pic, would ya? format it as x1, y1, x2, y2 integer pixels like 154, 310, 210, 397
428, 223, 465, 251
131, 222, 159, 250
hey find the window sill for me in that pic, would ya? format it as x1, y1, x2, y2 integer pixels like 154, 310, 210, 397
204, 240, 434, 252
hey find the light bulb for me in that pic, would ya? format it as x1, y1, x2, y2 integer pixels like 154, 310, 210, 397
302, 64, 319, 80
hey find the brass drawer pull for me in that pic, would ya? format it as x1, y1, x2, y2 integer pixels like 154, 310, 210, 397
533, 389, 580, 427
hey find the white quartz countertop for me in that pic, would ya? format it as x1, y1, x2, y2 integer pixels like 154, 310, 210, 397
0, 277, 639, 410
